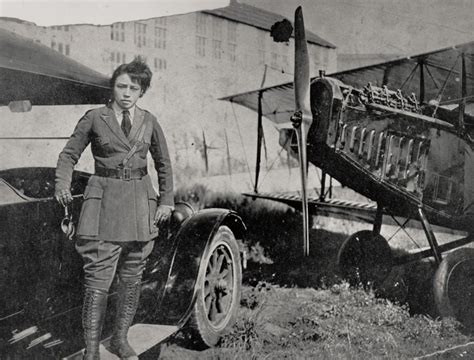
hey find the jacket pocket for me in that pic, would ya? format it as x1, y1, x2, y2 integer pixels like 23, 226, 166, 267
139, 142, 150, 159
77, 186, 104, 237
94, 136, 110, 146
147, 182, 158, 234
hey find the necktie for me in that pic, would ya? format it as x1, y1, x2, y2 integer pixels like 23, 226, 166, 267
121, 110, 131, 137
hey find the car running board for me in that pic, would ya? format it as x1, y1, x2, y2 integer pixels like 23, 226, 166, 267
64, 324, 178, 359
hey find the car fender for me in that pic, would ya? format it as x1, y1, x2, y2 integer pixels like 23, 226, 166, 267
152, 208, 245, 326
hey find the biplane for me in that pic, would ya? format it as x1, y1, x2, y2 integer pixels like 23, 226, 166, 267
0, 28, 244, 358
222, 7, 474, 329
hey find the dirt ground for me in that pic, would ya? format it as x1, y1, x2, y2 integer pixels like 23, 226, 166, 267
142, 215, 474, 359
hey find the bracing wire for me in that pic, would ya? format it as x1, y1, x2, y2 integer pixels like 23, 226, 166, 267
258, 137, 291, 188
230, 102, 255, 190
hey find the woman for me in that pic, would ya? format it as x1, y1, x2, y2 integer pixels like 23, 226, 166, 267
55, 58, 174, 360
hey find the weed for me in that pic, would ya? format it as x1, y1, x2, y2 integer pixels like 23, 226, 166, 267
164, 189, 473, 359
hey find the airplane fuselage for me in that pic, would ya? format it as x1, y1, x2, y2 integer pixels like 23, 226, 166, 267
302, 77, 471, 230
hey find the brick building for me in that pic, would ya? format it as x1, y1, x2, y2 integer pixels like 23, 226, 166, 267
0, 1, 336, 190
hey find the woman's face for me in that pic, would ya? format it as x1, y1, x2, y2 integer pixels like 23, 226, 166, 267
113, 73, 142, 110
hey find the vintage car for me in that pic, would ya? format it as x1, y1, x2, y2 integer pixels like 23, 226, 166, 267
0, 29, 245, 358
0, 167, 245, 358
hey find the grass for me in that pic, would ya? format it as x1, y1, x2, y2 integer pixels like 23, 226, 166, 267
162, 185, 474, 359
217, 284, 467, 359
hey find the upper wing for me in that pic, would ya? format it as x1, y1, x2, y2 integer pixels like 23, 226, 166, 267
220, 41, 474, 124
0, 28, 110, 106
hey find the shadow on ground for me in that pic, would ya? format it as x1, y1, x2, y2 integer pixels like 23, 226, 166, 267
243, 225, 442, 323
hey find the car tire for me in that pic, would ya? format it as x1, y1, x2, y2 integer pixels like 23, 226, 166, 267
183, 225, 242, 349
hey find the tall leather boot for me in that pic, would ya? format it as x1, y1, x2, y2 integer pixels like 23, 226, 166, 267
82, 287, 108, 360
109, 278, 141, 360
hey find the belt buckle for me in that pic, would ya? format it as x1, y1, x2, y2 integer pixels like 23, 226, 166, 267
122, 167, 131, 181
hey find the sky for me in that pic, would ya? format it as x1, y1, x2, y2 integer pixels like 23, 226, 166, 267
0, 0, 229, 26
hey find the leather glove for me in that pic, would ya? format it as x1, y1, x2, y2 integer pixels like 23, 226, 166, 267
154, 205, 174, 227
55, 188, 73, 207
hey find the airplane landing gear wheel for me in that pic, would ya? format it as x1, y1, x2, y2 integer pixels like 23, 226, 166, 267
433, 247, 474, 330
182, 225, 242, 349
337, 230, 392, 288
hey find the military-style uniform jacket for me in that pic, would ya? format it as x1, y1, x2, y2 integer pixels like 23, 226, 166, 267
55, 105, 174, 242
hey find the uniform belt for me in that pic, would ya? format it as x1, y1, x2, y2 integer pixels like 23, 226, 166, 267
95, 166, 147, 180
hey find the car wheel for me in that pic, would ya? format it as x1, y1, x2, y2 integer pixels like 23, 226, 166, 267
183, 225, 242, 349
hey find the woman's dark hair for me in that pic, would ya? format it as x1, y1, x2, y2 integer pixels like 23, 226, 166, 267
110, 57, 152, 95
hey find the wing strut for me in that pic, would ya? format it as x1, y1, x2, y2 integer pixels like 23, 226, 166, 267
202, 131, 209, 173
458, 52, 466, 131
319, 171, 326, 201
254, 65, 268, 193
224, 129, 232, 176
418, 59, 425, 104
254, 90, 264, 193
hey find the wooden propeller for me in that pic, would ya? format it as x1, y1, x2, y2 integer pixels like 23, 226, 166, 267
292, 6, 312, 256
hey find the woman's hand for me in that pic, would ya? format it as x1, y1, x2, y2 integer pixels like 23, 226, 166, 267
55, 188, 73, 207
154, 205, 174, 227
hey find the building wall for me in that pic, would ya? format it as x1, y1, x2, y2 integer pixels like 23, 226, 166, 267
0, 10, 336, 191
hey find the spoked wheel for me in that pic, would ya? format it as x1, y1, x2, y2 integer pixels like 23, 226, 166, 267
337, 230, 393, 288
433, 247, 474, 330
183, 225, 242, 349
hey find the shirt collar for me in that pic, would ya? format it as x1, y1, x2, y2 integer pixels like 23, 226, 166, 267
111, 101, 136, 124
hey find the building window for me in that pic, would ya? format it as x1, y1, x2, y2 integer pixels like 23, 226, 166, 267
58, 43, 63, 54
111, 51, 126, 66
196, 13, 207, 35
154, 58, 167, 70
213, 39, 222, 59
112, 23, 125, 42
196, 36, 206, 57
154, 26, 166, 49
227, 22, 237, 43
155, 17, 167, 27
65, 44, 70, 56
134, 22, 147, 47
212, 17, 222, 39
211, 17, 223, 59
227, 22, 237, 62
51, 41, 56, 50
